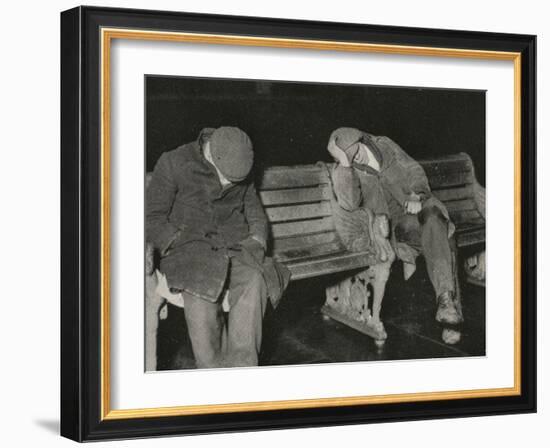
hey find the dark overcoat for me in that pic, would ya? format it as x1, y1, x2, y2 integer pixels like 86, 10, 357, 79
146, 136, 288, 304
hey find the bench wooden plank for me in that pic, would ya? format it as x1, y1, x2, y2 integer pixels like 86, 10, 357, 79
456, 227, 485, 247
443, 198, 477, 214
275, 241, 345, 262
285, 251, 377, 280
265, 201, 332, 223
271, 217, 334, 238
420, 153, 473, 175
448, 209, 484, 224
423, 167, 473, 184
272, 231, 339, 253
426, 170, 474, 189
259, 167, 329, 190
259, 185, 332, 206
432, 185, 474, 202
419, 152, 472, 163
455, 221, 485, 232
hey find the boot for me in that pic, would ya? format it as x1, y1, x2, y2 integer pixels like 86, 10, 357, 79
436, 291, 463, 325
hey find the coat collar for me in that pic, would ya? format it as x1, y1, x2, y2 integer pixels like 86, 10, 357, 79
190, 140, 237, 197
352, 133, 395, 174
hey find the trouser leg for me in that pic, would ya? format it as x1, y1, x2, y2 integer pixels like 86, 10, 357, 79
394, 208, 455, 298
182, 291, 226, 369
448, 236, 463, 320
394, 208, 462, 331
418, 209, 455, 298
225, 258, 268, 367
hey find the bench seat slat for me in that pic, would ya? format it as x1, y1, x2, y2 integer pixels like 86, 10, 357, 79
271, 217, 334, 238
284, 251, 378, 281
259, 185, 332, 206
265, 201, 332, 223
274, 241, 345, 262
272, 231, 339, 253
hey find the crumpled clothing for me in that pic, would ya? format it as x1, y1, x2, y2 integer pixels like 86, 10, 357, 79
392, 195, 455, 279
318, 162, 394, 265
327, 133, 455, 280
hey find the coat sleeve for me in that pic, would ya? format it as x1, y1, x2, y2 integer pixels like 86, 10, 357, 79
381, 136, 431, 199
331, 164, 362, 211
146, 152, 181, 254
244, 182, 268, 249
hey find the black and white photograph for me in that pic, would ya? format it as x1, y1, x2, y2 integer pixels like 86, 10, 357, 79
144, 76, 487, 371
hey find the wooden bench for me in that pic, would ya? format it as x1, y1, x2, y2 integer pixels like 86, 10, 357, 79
421, 153, 485, 248
145, 152, 485, 370
256, 163, 382, 280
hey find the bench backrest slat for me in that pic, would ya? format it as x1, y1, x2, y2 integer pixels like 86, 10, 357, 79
442, 198, 477, 214
425, 172, 474, 190
431, 185, 474, 202
265, 202, 332, 223
259, 185, 332, 206
420, 153, 483, 228
271, 217, 335, 239
257, 164, 341, 260
421, 153, 475, 189
258, 165, 329, 190
447, 209, 485, 226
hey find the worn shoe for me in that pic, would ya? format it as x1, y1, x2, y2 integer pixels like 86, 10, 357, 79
441, 328, 461, 345
435, 291, 463, 325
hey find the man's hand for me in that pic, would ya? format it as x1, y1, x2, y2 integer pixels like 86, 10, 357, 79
327, 138, 352, 167
404, 193, 422, 215
239, 236, 266, 265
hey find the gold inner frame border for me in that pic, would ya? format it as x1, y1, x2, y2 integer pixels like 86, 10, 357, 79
99, 27, 522, 421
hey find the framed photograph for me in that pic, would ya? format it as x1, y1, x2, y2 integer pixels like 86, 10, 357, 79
60, 6, 536, 441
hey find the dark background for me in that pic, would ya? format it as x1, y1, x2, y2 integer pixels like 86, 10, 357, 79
146, 76, 485, 185
147, 76, 487, 369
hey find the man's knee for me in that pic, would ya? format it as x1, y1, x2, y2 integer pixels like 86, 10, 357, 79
418, 205, 446, 227
231, 265, 266, 301
394, 215, 420, 242
244, 269, 266, 294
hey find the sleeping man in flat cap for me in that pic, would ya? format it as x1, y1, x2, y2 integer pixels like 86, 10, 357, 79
147, 127, 289, 368
327, 128, 463, 344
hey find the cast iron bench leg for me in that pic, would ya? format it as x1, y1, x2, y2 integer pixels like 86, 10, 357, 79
322, 261, 391, 344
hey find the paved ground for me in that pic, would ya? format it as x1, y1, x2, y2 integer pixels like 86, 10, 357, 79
157, 256, 485, 371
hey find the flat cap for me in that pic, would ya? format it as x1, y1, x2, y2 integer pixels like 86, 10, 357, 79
331, 127, 364, 150
210, 127, 254, 182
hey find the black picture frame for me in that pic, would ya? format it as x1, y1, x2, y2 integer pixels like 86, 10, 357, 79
61, 5, 536, 442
